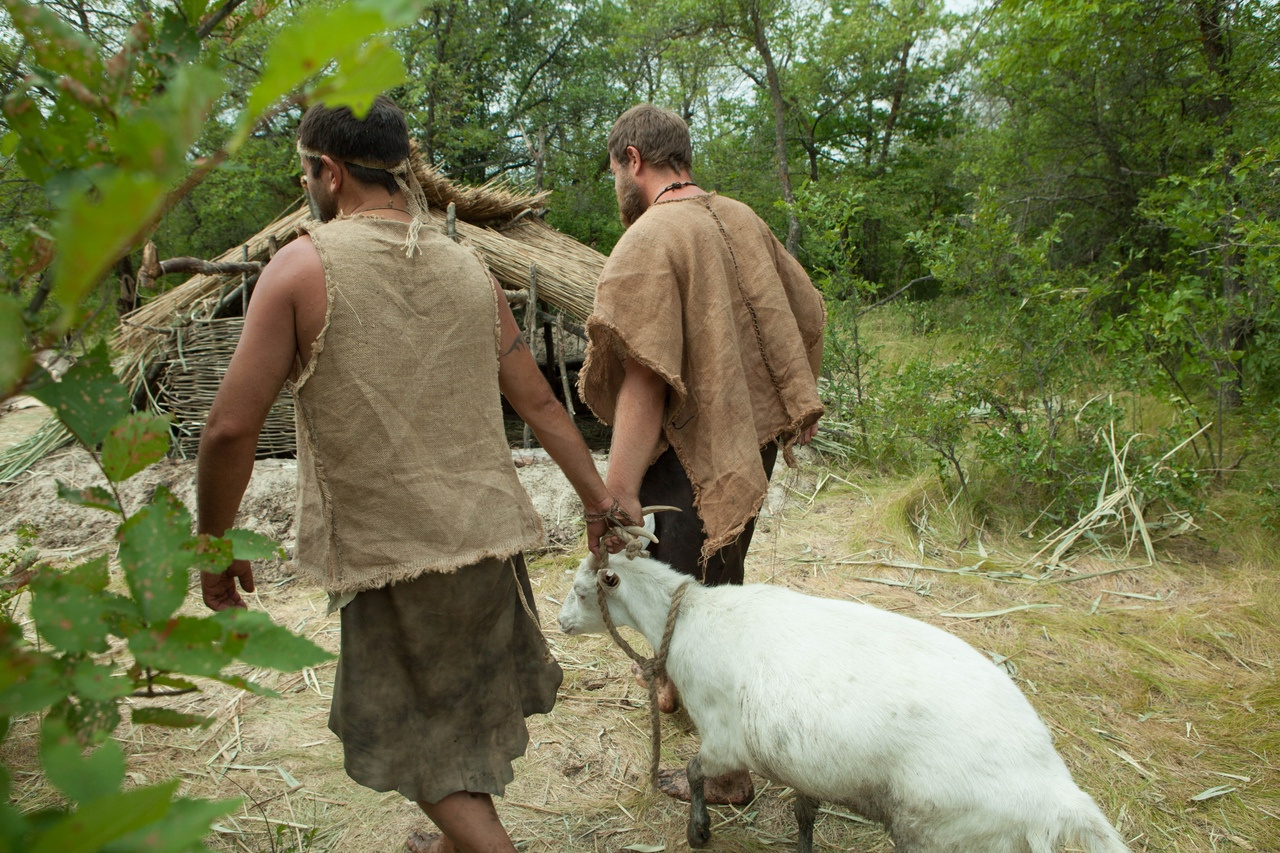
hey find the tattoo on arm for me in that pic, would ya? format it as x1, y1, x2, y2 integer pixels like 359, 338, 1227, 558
502, 334, 527, 357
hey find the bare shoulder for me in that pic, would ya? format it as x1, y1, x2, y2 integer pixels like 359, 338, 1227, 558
263, 234, 323, 281
251, 234, 323, 306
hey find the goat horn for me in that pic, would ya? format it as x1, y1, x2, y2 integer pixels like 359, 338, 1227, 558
641, 505, 682, 515
621, 525, 659, 543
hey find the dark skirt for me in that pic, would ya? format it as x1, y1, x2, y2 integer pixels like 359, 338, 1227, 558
328, 554, 562, 804
639, 443, 778, 585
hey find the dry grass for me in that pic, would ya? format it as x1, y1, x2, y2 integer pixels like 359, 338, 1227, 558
2, 455, 1276, 852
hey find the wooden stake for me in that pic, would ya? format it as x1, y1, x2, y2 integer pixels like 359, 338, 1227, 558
556, 313, 575, 421
523, 264, 538, 449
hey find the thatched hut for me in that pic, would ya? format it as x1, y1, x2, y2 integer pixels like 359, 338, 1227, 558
0, 155, 607, 478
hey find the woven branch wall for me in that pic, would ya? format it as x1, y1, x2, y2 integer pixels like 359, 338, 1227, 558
156, 317, 295, 460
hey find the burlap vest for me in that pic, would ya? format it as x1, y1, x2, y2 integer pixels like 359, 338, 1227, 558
290, 216, 543, 594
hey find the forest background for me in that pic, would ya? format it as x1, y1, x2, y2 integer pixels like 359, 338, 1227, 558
0, 0, 1279, 850
6, 0, 1280, 532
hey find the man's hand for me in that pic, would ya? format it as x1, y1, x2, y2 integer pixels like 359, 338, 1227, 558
797, 420, 820, 446
202, 560, 255, 611
586, 493, 642, 556
598, 494, 643, 554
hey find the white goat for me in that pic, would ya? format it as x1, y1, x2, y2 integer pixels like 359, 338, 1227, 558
557, 554, 1131, 853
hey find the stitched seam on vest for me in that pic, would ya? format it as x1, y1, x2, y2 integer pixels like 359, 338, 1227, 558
295, 392, 344, 584
294, 229, 335, 394
702, 200, 790, 414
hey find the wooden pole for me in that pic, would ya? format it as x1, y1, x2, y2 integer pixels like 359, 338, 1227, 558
523, 264, 538, 449
556, 313, 575, 421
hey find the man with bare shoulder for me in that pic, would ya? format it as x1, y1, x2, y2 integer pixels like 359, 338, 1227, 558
196, 95, 617, 853
578, 103, 826, 806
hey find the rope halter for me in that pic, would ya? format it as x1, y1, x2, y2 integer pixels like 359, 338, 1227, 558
585, 503, 687, 789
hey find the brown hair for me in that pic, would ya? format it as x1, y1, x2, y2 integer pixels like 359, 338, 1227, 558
608, 104, 693, 174
297, 95, 409, 194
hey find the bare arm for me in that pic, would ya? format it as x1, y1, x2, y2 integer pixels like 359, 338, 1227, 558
492, 277, 614, 553
196, 238, 315, 609
603, 356, 667, 524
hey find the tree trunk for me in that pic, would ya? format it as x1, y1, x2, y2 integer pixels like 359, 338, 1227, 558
877, 37, 914, 172
748, 5, 801, 256
1195, 0, 1243, 409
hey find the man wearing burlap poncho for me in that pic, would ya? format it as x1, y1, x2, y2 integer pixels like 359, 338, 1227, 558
196, 97, 620, 853
578, 104, 826, 806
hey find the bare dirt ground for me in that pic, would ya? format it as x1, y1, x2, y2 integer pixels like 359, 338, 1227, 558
0, 431, 1276, 853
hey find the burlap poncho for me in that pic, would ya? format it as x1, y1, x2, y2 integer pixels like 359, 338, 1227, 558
292, 216, 544, 594
579, 194, 825, 561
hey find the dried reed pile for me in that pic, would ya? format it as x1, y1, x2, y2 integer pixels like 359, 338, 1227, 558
408, 139, 550, 224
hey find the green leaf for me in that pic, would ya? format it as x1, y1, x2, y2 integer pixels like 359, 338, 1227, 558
109, 64, 225, 178
208, 672, 278, 697
180, 0, 209, 25
130, 707, 214, 729
128, 616, 241, 677
214, 609, 334, 671
100, 412, 171, 482
0, 295, 27, 397
310, 36, 406, 116
142, 673, 198, 692
69, 659, 131, 703
28, 780, 180, 853
40, 718, 125, 804
50, 169, 167, 326
27, 341, 130, 446
101, 795, 240, 853
117, 486, 195, 623
56, 481, 121, 514
186, 534, 233, 575
243, 0, 414, 126
1, 130, 17, 156
0, 639, 66, 716
0, 800, 26, 853
225, 528, 283, 561
30, 556, 114, 654
154, 7, 203, 64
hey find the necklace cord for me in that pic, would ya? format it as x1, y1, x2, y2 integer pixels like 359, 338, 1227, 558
653, 181, 698, 203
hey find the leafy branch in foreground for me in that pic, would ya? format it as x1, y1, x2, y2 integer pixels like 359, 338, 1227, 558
0, 0, 422, 849
0, 344, 334, 852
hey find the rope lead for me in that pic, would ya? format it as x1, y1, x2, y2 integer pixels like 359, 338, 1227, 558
588, 505, 686, 789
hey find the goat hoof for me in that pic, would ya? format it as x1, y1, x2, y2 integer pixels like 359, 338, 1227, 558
687, 822, 711, 849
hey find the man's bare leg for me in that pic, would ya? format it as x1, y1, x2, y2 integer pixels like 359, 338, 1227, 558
409, 791, 516, 853
631, 661, 680, 713
657, 767, 755, 806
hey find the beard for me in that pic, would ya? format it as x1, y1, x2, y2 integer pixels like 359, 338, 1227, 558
305, 184, 338, 222
615, 170, 648, 228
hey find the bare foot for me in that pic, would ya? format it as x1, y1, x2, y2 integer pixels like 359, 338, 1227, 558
406, 831, 454, 853
657, 768, 755, 805
631, 662, 680, 713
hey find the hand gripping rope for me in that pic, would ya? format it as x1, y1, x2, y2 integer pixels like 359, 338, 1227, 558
584, 502, 689, 790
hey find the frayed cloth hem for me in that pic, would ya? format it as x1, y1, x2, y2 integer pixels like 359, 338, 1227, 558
296, 533, 545, 598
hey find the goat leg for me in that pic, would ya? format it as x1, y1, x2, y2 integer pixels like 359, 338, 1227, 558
794, 793, 819, 853
686, 755, 711, 848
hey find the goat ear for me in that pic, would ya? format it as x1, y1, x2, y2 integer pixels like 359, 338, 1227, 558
602, 570, 619, 588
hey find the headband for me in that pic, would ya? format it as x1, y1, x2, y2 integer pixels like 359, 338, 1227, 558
297, 142, 430, 257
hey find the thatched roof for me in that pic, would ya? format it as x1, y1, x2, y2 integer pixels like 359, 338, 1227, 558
117, 156, 604, 364
0, 156, 608, 476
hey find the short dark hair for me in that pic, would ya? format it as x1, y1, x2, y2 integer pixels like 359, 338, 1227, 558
608, 104, 693, 174
297, 95, 409, 194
